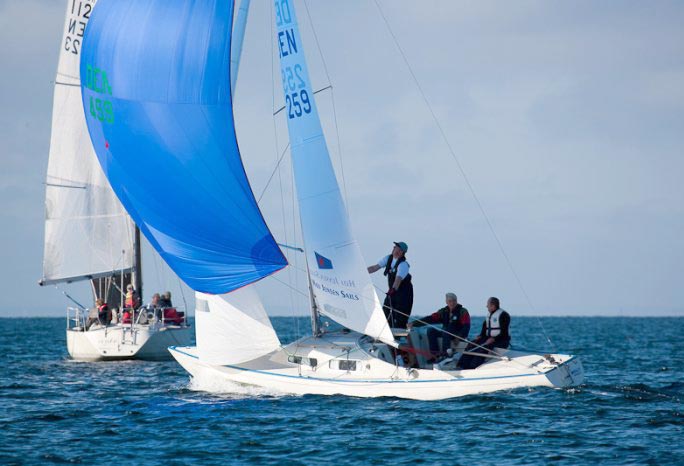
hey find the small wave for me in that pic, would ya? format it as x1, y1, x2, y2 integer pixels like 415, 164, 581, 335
0, 383, 34, 390
587, 382, 682, 402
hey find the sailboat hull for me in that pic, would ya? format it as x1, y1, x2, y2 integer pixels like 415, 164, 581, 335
67, 325, 192, 361
169, 333, 584, 400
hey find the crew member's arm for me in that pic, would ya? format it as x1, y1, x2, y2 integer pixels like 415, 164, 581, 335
390, 275, 403, 292
498, 312, 510, 341
409, 309, 442, 328
388, 261, 409, 294
473, 320, 486, 343
456, 309, 471, 339
368, 255, 389, 274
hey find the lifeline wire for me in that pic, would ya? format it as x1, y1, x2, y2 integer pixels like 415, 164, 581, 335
372, 0, 555, 350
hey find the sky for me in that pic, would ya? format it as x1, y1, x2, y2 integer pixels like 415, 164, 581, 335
1, 0, 683, 318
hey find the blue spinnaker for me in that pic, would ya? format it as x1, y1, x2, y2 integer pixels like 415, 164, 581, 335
80, 0, 287, 294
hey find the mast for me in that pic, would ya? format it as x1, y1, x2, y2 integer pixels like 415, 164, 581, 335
133, 226, 143, 302
305, 260, 321, 336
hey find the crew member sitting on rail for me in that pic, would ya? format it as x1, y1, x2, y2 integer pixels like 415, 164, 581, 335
457, 297, 510, 370
367, 241, 413, 328
159, 291, 173, 308
86, 298, 110, 330
408, 292, 470, 360
143, 293, 162, 320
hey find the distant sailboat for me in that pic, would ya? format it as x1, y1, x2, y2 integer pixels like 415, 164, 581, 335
80, 0, 584, 398
40, 0, 191, 361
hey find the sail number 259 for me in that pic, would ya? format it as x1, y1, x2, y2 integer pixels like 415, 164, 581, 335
285, 90, 311, 119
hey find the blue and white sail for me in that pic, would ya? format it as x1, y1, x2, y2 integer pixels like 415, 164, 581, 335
273, 0, 395, 346
41, 0, 135, 286
80, 0, 287, 294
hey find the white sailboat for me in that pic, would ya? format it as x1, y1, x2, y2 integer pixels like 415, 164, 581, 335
40, 0, 191, 361
80, 0, 583, 398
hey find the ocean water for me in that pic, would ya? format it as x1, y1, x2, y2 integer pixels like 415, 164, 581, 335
0, 316, 682, 465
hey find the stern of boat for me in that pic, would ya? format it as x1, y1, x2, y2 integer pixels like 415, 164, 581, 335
545, 354, 585, 388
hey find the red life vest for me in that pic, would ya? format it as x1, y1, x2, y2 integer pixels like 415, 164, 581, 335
125, 290, 138, 308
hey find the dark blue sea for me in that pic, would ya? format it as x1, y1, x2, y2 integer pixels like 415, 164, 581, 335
0, 317, 682, 465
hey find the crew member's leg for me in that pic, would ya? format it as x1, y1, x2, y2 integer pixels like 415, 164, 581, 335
427, 327, 441, 357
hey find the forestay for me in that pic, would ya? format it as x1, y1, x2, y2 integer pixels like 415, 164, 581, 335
41, 0, 134, 286
195, 288, 281, 365
80, 0, 287, 294
272, 0, 395, 346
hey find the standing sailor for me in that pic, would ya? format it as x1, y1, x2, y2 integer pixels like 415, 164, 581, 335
458, 297, 511, 369
367, 241, 414, 328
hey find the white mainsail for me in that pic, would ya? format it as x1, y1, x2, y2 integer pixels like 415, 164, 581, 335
41, 0, 134, 285
273, 0, 395, 346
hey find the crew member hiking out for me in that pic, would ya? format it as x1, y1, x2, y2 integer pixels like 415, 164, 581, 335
457, 297, 511, 370
367, 241, 413, 328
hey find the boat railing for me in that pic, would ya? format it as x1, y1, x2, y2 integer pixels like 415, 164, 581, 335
66, 306, 86, 331
119, 305, 188, 327
67, 304, 188, 333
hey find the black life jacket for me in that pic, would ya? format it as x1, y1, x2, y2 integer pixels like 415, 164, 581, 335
383, 254, 412, 291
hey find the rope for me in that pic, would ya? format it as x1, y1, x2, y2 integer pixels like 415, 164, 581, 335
372, 0, 555, 350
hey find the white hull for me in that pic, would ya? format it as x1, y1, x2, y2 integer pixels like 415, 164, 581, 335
170, 332, 584, 400
67, 324, 192, 361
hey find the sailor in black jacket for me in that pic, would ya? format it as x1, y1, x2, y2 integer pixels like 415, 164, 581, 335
409, 293, 471, 358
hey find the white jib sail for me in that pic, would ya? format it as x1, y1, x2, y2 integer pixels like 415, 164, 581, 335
273, 0, 395, 346
195, 289, 282, 365
41, 0, 134, 285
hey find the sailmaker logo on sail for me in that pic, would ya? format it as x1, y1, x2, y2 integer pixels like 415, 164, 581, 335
314, 252, 333, 270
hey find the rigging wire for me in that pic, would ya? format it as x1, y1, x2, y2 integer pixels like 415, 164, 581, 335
372, 0, 555, 350
177, 277, 188, 314
266, 274, 309, 299
270, 0, 299, 340
256, 142, 290, 204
